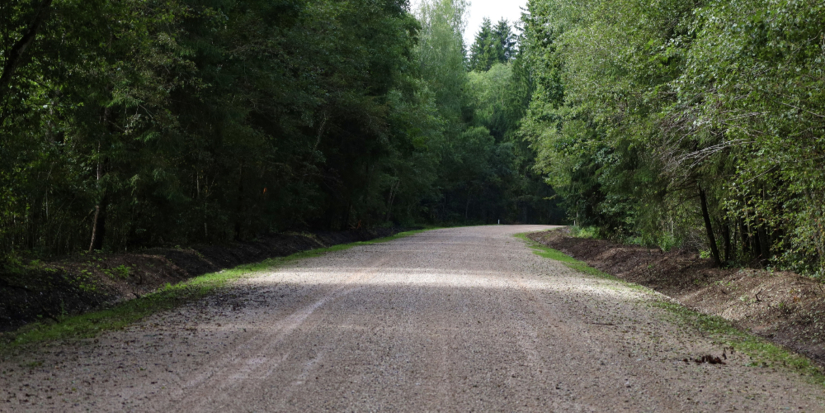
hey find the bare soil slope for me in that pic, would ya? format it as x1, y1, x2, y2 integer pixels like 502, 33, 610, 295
0, 229, 404, 332
528, 228, 825, 368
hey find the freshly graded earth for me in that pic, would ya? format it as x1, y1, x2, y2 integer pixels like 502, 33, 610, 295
1, 226, 824, 411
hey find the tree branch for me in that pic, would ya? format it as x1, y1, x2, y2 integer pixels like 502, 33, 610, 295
0, 0, 54, 102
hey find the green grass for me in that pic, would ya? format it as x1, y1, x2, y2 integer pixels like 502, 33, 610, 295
515, 233, 618, 281
516, 231, 825, 384
0, 228, 435, 353
652, 300, 825, 384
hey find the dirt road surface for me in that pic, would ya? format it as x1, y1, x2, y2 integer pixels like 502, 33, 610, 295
2, 226, 823, 411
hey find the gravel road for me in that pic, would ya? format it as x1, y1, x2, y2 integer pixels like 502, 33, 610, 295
2, 225, 824, 412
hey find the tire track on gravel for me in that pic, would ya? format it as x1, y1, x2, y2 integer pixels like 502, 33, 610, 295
166, 256, 389, 411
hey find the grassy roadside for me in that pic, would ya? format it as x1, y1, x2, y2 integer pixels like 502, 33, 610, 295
0, 228, 435, 353
514, 233, 619, 281
516, 231, 825, 385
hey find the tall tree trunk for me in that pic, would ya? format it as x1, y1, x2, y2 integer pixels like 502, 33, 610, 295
751, 224, 762, 263
758, 186, 771, 264
89, 193, 108, 252
720, 219, 732, 263
757, 226, 770, 265
385, 179, 400, 223
699, 187, 722, 267
234, 164, 244, 241
89, 106, 110, 252
738, 219, 749, 258
342, 203, 352, 230
737, 220, 751, 261
441, 194, 447, 222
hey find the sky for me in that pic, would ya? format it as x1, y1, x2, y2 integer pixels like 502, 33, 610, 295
410, 0, 529, 47
461, 0, 528, 46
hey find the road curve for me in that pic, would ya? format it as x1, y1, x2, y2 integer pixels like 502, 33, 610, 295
2, 225, 824, 412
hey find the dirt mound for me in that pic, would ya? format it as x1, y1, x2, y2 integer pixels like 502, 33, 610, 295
528, 228, 825, 368
0, 228, 407, 332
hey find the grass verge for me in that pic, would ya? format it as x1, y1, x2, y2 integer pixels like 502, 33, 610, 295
0, 228, 435, 353
516, 231, 825, 385
515, 233, 618, 281
651, 300, 824, 383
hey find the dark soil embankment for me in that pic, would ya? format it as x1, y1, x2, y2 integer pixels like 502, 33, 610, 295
0, 228, 406, 332
528, 228, 825, 368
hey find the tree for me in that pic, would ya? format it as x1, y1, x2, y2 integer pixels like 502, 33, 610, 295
0, 0, 564, 264
468, 18, 516, 72
469, 18, 496, 71
517, 0, 825, 275
493, 19, 516, 62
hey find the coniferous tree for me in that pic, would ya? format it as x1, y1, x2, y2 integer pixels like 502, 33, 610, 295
469, 18, 496, 72
493, 19, 516, 62
469, 18, 516, 72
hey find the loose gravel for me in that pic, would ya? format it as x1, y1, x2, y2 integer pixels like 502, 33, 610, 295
1, 225, 823, 412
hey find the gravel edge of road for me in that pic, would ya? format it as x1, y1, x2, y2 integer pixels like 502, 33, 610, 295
0, 228, 437, 357
517, 231, 825, 388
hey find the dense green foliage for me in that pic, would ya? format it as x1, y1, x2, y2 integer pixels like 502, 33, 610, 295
421, 2, 561, 224
16, 0, 819, 276
468, 17, 516, 72
0, 0, 560, 259
519, 0, 825, 273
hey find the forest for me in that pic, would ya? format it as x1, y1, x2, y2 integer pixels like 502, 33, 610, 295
518, 0, 825, 275
2, 0, 825, 277
0, 0, 560, 260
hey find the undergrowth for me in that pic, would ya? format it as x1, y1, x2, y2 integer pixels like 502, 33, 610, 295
0, 228, 434, 353
569, 225, 600, 239
517, 231, 825, 386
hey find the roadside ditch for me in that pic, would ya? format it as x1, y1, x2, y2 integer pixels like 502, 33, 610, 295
0, 229, 408, 335
528, 228, 825, 369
